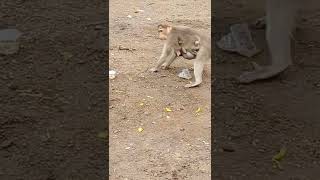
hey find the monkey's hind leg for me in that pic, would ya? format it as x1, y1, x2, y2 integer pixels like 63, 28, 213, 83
185, 60, 204, 88
238, 0, 296, 84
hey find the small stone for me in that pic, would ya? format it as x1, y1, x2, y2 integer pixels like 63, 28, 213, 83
0, 29, 22, 55
134, 9, 144, 13
0, 140, 13, 148
178, 69, 192, 79
222, 145, 235, 152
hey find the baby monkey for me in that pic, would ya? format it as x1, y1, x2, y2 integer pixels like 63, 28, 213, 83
176, 37, 201, 60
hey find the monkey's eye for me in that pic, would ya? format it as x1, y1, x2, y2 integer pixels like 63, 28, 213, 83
158, 30, 163, 32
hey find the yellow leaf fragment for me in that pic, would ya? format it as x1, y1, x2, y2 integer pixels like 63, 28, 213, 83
165, 107, 172, 112
138, 127, 144, 132
272, 147, 287, 169
273, 147, 287, 161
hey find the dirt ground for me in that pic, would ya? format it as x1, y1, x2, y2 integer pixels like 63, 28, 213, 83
109, 0, 211, 179
0, 0, 107, 179
214, 0, 320, 179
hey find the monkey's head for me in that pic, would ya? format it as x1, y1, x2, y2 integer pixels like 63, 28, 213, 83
158, 24, 172, 40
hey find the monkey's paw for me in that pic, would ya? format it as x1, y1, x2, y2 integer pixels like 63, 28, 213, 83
238, 62, 288, 84
149, 67, 158, 72
161, 65, 169, 70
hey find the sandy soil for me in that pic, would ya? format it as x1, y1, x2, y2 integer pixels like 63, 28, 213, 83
0, 0, 108, 179
214, 0, 320, 179
109, 0, 211, 179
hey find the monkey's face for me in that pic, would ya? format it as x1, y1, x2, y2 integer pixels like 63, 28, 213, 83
157, 25, 172, 40
158, 28, 168, 40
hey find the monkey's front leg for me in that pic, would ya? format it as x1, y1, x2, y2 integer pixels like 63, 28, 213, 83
149, 47, 176, 72
238, 0, 296, 83
161, 48, 178, 69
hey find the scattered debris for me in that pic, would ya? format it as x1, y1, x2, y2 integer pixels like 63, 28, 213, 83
134, 9, 144, 13
118, 45, 136, 51
0, 28, 22, 55
138, 127, 144, 132
165, 107, 172, 112
109, 70, 117, 79
202, 140, 210, 145
61, 51, 73, 60
139, 102, 144, 106
0, 140, 13, 149
146, 95, 154, 99
94, 25, 105, 30
127, 15, 132, 18
113, 130, 120, 134
146, 18, 151, 21
178, 69, 192, 80
18, 92, 43, 97
195, 107, 202, 113
272, 147, 287, 169
97, 131, 107, 139
217, 23, 260, 57
222, 145, 235, 152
